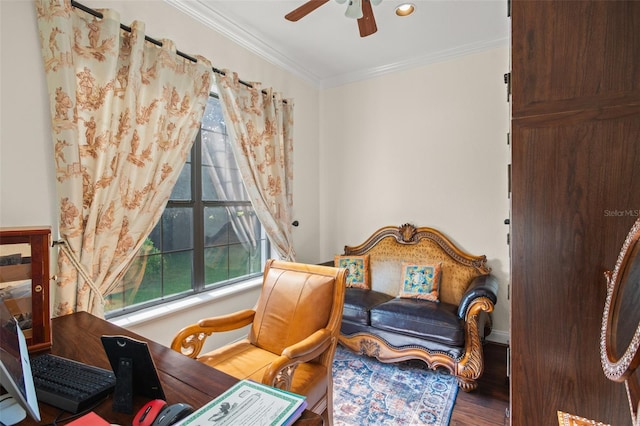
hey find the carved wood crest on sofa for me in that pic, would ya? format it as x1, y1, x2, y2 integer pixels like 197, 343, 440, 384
337, 223, 498, 391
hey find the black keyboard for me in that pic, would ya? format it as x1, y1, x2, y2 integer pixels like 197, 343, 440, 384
31, 353, 116, 413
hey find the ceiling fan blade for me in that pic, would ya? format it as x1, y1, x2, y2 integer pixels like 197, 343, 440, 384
358, 0, 377, 37
285, 0, 330, 22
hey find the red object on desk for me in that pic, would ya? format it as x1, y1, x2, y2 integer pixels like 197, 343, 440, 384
67, 411, 111, 425
133, 399, 167, 426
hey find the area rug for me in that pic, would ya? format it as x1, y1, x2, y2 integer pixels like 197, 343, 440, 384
332, 346, 459, 426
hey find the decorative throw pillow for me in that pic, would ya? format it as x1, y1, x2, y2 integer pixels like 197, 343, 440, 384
334, 255, 370, 289
398, 262, 442, 302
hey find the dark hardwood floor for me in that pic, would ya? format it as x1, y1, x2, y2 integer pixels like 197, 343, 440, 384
450, 342, 510, 425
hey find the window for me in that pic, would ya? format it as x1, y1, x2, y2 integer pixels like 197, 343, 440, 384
105, 93, 269, 314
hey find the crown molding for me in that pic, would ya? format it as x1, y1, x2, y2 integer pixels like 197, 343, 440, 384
164, 0, 322, 87
320, 37, 510, 89
165, 0, 508, 90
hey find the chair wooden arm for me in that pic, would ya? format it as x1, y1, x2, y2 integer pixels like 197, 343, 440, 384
282, 328, 332, 360
263, 329, 333, 389
170, 309, 256, 358
197, 309, 256, 330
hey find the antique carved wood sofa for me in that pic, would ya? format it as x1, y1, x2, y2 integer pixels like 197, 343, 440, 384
335, 223, 498, 391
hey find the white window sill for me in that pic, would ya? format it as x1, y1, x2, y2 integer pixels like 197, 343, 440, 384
109, 277, 263, 329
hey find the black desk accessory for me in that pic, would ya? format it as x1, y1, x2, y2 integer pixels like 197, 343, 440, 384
101, 335, 165, 414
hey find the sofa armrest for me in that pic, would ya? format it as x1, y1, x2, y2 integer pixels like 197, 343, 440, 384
457, 274, 498, 318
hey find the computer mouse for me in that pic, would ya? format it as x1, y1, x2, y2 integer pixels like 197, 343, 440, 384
133, 399, 167, 426
150, 402, 194, 426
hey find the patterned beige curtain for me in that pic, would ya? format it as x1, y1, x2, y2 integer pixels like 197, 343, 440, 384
35, 0, 212, 317
214, 72, 296, 261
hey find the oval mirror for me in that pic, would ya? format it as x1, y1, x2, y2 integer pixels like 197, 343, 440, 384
613, 239, 640, 360
601, 217, 640, 380
601, 217, 640, 426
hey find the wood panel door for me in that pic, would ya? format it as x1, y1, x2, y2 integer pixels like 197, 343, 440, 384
510, 1, 640, 424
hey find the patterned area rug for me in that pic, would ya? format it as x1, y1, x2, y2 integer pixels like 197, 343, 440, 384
332, 346, 459, 426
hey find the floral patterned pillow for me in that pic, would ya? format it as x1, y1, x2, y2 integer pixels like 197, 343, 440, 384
398, 262, 442, 302
334, 255, 370, 289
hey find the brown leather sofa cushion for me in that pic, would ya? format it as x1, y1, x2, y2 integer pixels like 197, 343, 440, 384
343, 288, 394, 325
370, 298, 465, 347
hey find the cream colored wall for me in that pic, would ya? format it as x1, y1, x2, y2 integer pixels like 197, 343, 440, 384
0, 1, 57, 228
1, 0, 509, 346
319, 47, 511, 343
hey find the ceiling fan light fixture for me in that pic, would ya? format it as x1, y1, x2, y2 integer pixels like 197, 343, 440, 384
345, 0, 364, 19
395, 3, 415, 16
286, 0, 378, 37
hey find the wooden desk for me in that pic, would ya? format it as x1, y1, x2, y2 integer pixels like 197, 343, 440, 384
20, 312, 321, 425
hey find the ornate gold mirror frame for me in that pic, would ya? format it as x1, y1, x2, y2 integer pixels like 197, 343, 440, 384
601, 217, 640, 426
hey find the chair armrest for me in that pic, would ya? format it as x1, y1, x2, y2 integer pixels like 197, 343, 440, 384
457, 275, 498, 319
170, 309, 256, 358
282, 328, 332, 360
262, 329, 333, 388
198, 309, 256, 330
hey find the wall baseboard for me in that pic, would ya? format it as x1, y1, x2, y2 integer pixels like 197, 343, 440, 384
486, 329, 509, 346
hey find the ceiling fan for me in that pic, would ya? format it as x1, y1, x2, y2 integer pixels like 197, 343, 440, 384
285, 0, 382, 38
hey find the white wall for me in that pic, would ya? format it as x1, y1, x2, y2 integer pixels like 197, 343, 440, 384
1, 1, 57, 228
319, 47, 511, 343
1, 1, 509, 346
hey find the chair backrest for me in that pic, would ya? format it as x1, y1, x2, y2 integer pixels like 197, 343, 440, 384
249, 259, 347, 356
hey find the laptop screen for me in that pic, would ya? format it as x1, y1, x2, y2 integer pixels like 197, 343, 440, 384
0, 302, 40, 423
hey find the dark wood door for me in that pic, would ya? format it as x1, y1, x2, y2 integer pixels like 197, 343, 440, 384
510, 1, 640, 424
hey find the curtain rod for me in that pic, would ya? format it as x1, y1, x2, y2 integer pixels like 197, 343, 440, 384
70, 0, 257, 91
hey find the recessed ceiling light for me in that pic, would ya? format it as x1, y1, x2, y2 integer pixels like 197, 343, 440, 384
395, 3, 415, 17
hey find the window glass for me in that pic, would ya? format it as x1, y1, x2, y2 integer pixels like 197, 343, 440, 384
162, 251, 193, 294
201, 130, 228, 201
204, 246, 229, 285
201, 130, 247, 201
204, 206, 230, 246
201, 96, 226, 133
170, 162, 191, 201
161, 208, 193, 251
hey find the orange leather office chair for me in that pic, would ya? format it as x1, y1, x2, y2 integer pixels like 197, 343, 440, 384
170, 259, 347, 424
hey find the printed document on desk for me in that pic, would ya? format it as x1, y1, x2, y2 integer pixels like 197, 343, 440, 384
177, 380, 307, 426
